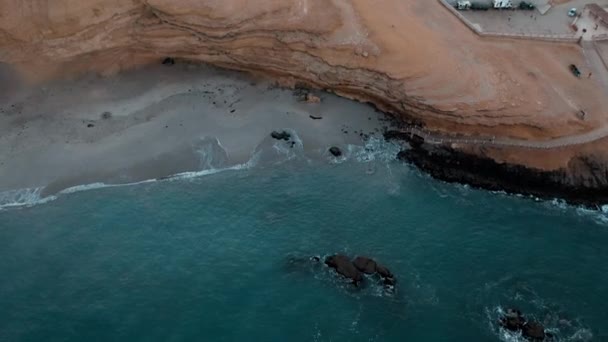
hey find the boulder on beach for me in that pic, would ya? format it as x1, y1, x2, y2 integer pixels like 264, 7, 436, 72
353, 256, 377, 274
329, 146, 342, 157
325, 254, 363, 284
271, 130, 291, 141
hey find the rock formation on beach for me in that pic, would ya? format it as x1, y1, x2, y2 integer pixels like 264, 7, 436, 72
1, 0, 607, 203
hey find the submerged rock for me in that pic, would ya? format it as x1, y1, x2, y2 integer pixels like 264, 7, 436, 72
325, 254, 363, 284
375, 264, 393, 279
353, 256, 377, 274
500, 308, 526, 331
522, 321, 546, 341
284, 255, 322, 274
329, 146, 342, 157
383, 277, 397, 286
271, 130, 291, 141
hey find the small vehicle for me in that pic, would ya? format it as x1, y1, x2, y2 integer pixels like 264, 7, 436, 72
569, 64, 581, 77
518, 1, 535, 10
568, 8, 577, 17
471, 2, 490, 10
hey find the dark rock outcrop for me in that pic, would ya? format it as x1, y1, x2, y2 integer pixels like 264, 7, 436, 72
271, 130, 291, 141
324, 255, 396, 291
383, 277, 397, 286
499, 308, 547, 341
500, 308, 526, 331
390, 131, 608, 207
353, 256, 377, 274
325, 254, 363, 284
376, 264, 393, 279
522, 321, 546, 341
329, 146, 342, 157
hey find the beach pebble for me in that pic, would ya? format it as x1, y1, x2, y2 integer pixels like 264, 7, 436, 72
271, 130, 291, 141
329, 147, 342, 157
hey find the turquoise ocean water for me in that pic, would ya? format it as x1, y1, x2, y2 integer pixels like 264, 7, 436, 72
0, 139, 607, 342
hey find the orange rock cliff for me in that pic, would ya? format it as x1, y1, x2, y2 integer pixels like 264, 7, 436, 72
1, 0, 608, 204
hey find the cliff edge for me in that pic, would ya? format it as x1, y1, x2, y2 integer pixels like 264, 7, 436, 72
1, 0, 607, 204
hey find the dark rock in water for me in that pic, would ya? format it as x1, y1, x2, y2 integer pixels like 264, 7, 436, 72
329, 146, 342, 157
396, 133, 608, 207
162, 57, 175, 65
285, 255, 323, 274
375, 264, 393, 279
325, 254, 363, 284
500, 308, 526, 331
353, 256, 377, 274
271, 130, 291, 141
383, 277, 397, 286
522, 321, 546, 340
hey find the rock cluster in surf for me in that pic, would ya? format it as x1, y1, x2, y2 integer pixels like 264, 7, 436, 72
500, 308, 550, 341
325, 254, 396, 290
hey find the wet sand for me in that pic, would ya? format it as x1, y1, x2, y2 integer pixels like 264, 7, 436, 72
0, 63, 387, 196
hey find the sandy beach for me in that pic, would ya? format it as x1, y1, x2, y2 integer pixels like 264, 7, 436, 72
0, 63, 387, 199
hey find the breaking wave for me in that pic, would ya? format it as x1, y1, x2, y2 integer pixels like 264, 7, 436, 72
0, 133, 401, 211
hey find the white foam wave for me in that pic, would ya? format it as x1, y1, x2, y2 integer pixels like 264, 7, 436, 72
0, 150, 260, 211
0, 187, 56, 210
541, 198, 608, 226
345, 136, 402, 163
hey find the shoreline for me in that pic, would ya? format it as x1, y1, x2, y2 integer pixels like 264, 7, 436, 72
0, 63, 388, 199
386, 131, 608, 208
2, 61, 607, 209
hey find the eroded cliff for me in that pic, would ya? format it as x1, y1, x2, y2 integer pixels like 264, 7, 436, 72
1, 0, 607, 203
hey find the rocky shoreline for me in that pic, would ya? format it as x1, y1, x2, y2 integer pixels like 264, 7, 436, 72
385, 131, 608, 208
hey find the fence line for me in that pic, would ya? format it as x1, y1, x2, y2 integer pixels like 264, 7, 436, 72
437, 0, 579, 43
